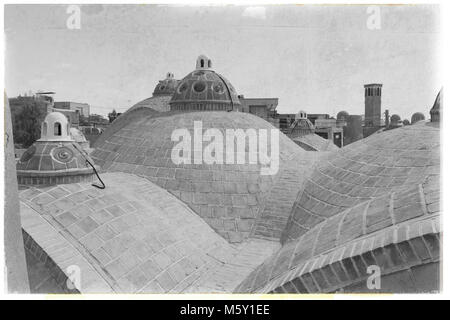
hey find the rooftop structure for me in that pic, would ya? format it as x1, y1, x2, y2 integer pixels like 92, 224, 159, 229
238, 96, 279, 127
430, 89, 442, 123
54, 101, 90, 117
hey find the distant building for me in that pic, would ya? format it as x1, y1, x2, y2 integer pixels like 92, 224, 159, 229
287, 111, 338, 152
238, 96, 279, 127
307, 113, 330, 125
54, 101, 90, 117
344, 115, 363, 145
313, 117, 344, 148
277, 113, 296, 134
49, 108, 79, 127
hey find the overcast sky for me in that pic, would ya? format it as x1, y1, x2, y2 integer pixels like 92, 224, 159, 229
5, 4, 441, 118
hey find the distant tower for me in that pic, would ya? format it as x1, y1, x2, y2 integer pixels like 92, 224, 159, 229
384, 109, 390, 127
364, 84, 382, 127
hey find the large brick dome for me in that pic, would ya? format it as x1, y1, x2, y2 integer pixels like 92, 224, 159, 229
91, 110, 317, 243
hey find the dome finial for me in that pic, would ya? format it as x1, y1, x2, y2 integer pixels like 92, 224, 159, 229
196, 54, 212, 70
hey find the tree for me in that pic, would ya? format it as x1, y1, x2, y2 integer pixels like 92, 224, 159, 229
89, 114, 108, 124
108, 109, 118, 123
10, 97, 47, 148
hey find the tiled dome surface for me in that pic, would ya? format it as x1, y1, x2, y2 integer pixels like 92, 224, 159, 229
170, 70, 241, 108
93, 96, 172, 148
19, 172, 238, 293
292, 134, 339, 152
152, 77, 180, 97
17, 141, 93, 172
92, 111, 316, 243
282, 122, 440, 244
235, 173, 440, 293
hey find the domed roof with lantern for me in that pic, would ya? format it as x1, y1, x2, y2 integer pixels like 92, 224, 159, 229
16, 112, 97, 186
169, 55, 241, 111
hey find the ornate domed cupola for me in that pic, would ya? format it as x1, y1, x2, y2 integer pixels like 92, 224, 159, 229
169, 55, 241, 112
288, 110, 315, 138
16, 112, 99, 186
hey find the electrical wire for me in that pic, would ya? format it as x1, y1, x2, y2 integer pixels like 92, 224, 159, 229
72, 143, 106, 189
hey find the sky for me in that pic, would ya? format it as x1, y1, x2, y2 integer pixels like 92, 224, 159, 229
5, 4, 441, 118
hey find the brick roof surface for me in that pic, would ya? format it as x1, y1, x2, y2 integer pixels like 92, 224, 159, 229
282, 122, 440, 244
20, 172, 270, 293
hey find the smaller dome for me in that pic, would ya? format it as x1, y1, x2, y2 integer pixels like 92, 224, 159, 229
411, 112, 425, 124
337, 111, 349, 120
289, 112, 315, 138
39, 112, 72, 142
402, 119, 410, 126
152, 72, 180, 97
390, 114, 401, 124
